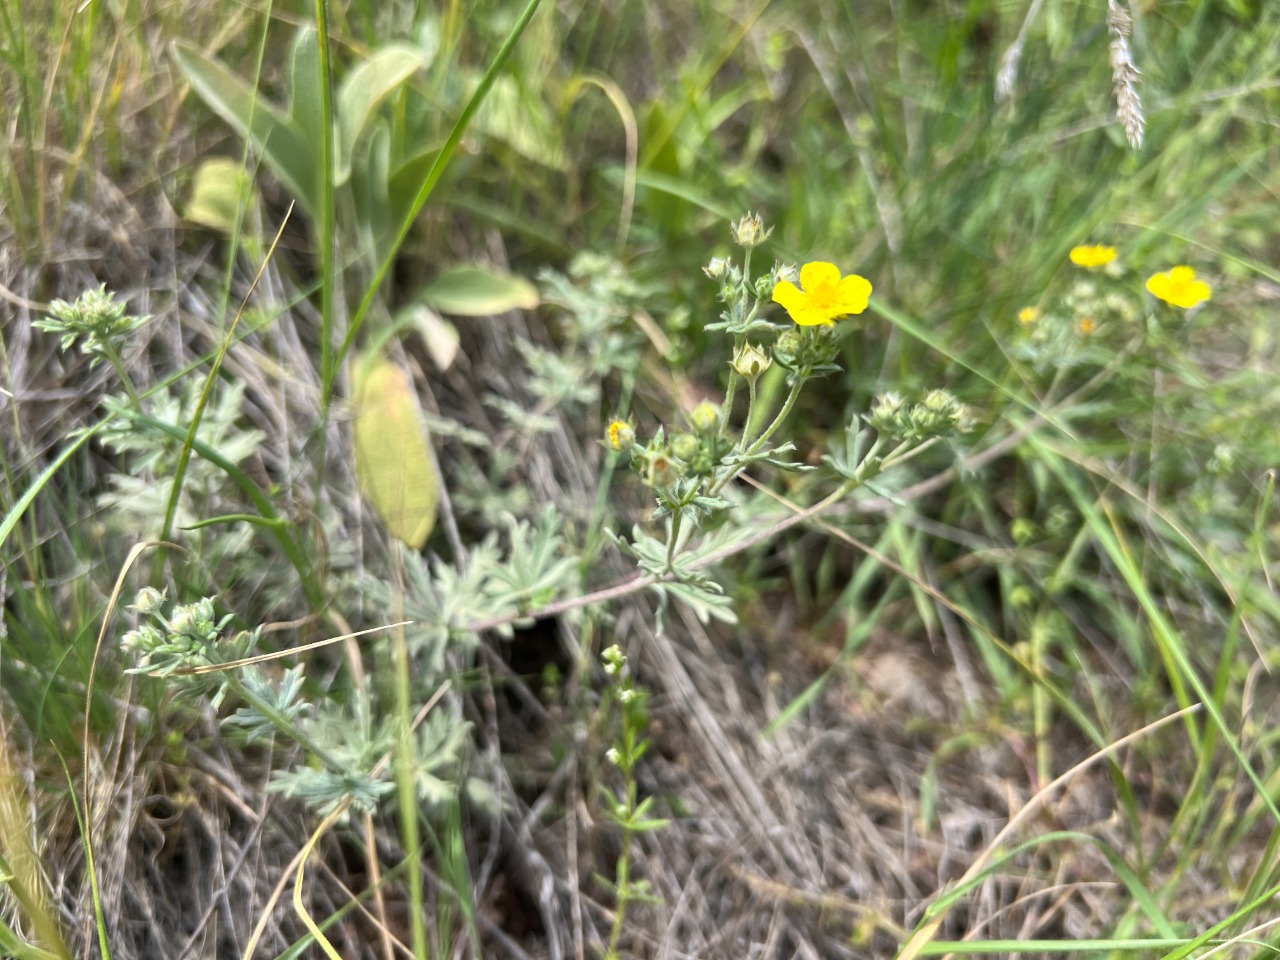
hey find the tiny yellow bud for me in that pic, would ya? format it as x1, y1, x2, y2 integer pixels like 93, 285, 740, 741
605, 419, 635, 451
689, 400, 721, 433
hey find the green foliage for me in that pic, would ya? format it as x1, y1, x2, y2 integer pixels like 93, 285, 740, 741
8, 0, 1280, 957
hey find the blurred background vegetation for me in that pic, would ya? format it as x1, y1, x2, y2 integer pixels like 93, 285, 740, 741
4, 0, 1280, 957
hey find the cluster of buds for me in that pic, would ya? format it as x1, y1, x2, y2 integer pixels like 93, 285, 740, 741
771, 325, 840, 380
121, 589, 253, 677
865, 390, 973, 441
604, 399, 731, 487
34, 285, 149, 368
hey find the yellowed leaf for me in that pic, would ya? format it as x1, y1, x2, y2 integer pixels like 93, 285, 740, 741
353, 360, 439, 549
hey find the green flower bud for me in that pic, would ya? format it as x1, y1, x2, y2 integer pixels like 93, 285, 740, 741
1010, 518, 1037, 544
671, 433, 699, 461
866, 392, 907, 436
646, 452, 682, 489
689, 400, 721, 433
131, 586, 167, 617
774, 329, 802, 361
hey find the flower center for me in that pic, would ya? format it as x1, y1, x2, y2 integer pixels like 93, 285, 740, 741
809, 279, 838, 309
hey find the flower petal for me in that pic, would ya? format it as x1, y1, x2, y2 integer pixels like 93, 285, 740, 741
790, 306, 835, 327
835, 274, 873, 315
771, 280, 806, 312
799, 261, 841, 291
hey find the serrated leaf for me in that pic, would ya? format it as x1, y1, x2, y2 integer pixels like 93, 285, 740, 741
419, 265, 539, 316
354, 359, 439, 548
336, 44, 426, 184
185, 157, 255, 234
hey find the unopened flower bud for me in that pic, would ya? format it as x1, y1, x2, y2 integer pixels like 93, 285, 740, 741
671, 433, 699, 461
703, 257, 729, 281
866, 392, 906, 435
774, 329, 801, 359
131, 586, 167, 616
605, 419, 635, 452
602, 644, 625, 673
731, 341, 772, 380
689, 400, 721, 433
646, 452, 682, 489
731, 212, 772, 248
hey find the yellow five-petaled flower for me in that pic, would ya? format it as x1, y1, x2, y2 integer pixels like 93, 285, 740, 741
1069, 245, 1117, 269
772, 261, 872, 327
1146, 265, 1211, 309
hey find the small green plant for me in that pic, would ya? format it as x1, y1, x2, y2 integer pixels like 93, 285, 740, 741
604, 214, 972, 628
34, 286, 147, 397
596, 643, 666, 960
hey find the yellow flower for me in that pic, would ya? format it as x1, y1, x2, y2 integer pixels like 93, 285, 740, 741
1069, 245, 1117, 269
1017, 306, 1039, 326
771, 261, 872, 327
1076, 316, 1097, 336
605, 419, 635, 451
1145, 265, 1211, 309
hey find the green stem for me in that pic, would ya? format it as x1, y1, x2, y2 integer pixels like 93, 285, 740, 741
226, 673, 342, 772
102, 345, 139, 408
664, 503, 683, 573
708, 375, 804, 497
880, 435, 940, 471
737, 376, 759, 452
745, 376, 803, 456
719, 340, 742, 440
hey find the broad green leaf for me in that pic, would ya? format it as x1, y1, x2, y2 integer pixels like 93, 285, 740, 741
419, 265, 538, 317
287, 27, 323, 156
353, 359, 439, 549
387, 145, 445, 217
173, 43, 317, 214
354, 122, 394, 264
399, 303, 460, 371
336, 44, 426, 184
184, 158, 255, 235
474, 74, 565, 170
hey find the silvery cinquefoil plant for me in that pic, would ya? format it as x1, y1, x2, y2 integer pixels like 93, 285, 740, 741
602, 214, 973, 627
